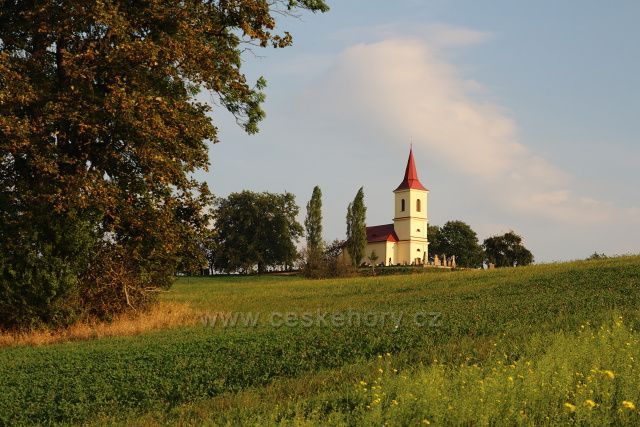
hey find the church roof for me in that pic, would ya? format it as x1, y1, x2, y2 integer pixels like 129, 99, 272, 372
366, 224, 399, 243
394, 148, 428, 191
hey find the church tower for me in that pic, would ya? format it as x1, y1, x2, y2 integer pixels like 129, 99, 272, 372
393, 148, 429, 264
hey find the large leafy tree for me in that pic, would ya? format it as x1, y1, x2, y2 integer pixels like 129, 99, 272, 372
483, 231, 534, 267
213, 191, 303, 274
346, 187, 367, 267
0, 1, 328, 328
431, 220, 484, 268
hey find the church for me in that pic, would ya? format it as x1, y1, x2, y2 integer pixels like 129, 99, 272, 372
364, 148, 429, 266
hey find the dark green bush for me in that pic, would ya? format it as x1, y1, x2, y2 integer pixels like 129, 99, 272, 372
0, 214, 95, 329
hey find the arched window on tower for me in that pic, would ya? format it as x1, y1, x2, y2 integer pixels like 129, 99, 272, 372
401, 199, 405, 212
416, 199, 421, 212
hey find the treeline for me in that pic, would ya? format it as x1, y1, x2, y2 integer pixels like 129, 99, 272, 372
202, 186, 534, 277
428, 221, 534, 268
203, 187, 365, 278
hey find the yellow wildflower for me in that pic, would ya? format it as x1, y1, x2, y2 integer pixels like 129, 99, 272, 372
603, 370, 615, 379
422, 419, 431, 425
621, 401, 636, 410
391, 399, 398, 406
378, 368, 384, 374
359, 381, 367, 386
584, 399, 597, 409
564, 403, 577, 413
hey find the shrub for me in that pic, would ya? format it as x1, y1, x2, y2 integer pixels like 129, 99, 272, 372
0, 213, 95, 330
302, 239, 357, 279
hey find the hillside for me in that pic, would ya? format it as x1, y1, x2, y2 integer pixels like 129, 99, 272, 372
1, 256, 639, 425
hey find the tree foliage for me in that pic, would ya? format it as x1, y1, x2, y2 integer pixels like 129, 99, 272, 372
304, 185, 323, 252
427, 224, 442, 258
430, 221, 484, 268
301, 238, 350, 279
0, 1, 328, 328
324, 239, 353, 277
587, 252, 608, 260
483, 231, 534, 267
302, 186, 326, 278
0, 214, 96, 328
346, 187, 367, 267
212, 191, 303, 274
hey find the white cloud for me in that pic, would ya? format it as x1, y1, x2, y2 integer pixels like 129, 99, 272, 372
310, 36, 616, 225
330, 23, 492, 49
422, 23, 492, 47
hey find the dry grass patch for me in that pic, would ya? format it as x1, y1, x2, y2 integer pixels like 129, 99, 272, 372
0, 302, 199, 348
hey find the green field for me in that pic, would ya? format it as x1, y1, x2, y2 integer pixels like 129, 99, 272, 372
1, 257, 640, 425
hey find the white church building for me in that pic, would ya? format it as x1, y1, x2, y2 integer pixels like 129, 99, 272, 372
364, 148, 429, 266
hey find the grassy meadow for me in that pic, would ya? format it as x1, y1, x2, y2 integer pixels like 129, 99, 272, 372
1, 256, 640, 425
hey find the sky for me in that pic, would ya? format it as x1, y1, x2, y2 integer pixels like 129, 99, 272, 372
197, 0, 640, 262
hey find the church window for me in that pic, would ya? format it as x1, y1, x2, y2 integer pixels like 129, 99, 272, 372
416, 199, 421, 212
401, 199, 405, 211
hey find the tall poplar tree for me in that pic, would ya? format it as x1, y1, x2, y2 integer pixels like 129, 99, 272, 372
0, 1, 328, 328
346, 187, 367, 267
304, 186, 323, 253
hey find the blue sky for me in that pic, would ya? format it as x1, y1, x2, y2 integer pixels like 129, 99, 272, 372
198, 1, 640, 262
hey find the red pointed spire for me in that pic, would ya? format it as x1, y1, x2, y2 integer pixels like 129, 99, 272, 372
394, 147, 427, 191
